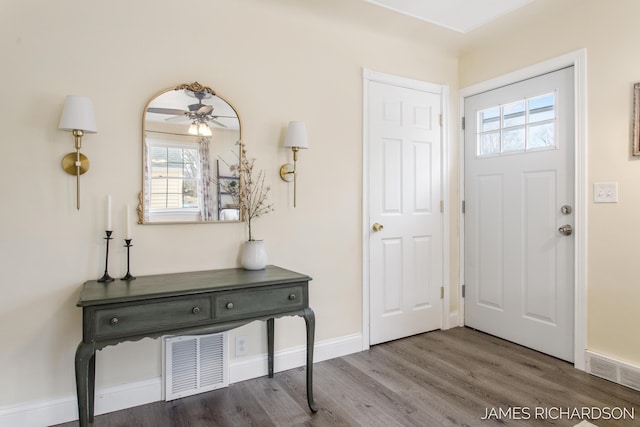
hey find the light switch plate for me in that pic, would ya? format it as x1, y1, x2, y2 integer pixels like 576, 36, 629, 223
593, 182, 618, 203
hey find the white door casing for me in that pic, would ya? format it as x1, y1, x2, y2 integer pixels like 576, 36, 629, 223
464, 67, 575, 362
364, 71, 444, 346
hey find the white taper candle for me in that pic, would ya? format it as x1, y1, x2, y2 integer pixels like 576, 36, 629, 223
125, 204, 131, 239
106, 195, 112, 231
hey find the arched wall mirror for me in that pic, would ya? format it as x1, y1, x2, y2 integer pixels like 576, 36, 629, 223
138, 82, 241, 224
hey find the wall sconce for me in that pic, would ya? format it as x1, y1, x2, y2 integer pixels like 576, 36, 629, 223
58, 95, 97, 210
279, 121, 309, 207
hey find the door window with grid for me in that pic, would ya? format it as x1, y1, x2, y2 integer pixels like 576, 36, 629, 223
477, 92, 556, 157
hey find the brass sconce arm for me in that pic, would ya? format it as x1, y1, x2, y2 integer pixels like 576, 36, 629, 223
279, 146, 301, 179
73, 129, 84, 150
61, 130, 90, 211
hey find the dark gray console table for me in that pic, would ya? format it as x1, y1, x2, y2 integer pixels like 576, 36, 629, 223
75, 265, 316, 426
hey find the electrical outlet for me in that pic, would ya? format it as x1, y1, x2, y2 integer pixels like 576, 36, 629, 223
593, 182, 618, 203
236, 336, 248, 356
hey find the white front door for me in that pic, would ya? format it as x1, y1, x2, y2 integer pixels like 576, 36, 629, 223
368, 79, 443, 345
464, 67, 575, 361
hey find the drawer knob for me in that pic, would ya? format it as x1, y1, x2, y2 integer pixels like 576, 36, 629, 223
288, 294, 296, 301
226, 302, 234, 310
110, 317, 119, 325
192, 307, 200, 314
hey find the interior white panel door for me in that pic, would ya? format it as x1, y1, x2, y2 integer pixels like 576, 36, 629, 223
369, 81, 442, 345
464, 67, 575, 361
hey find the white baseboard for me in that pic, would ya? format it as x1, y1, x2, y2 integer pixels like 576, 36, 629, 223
0, 395, 76, 427
448, 311, 459, 329
230, 332, 362, 383
0, 333, 363, 427
0, 377, 162, 427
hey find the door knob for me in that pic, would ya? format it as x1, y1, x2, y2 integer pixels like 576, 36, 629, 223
558, 224, 573, 236
372, 222, 384, 232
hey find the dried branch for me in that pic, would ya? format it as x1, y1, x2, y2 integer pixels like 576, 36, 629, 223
218, 143, 273, 240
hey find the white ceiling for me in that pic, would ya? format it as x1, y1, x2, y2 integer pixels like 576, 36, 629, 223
364, 0, 535, 33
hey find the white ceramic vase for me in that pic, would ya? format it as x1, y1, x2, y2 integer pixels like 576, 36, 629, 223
241, 240, 268, 270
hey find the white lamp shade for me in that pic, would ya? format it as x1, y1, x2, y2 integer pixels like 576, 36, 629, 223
284, 121, 308, 149
58, 95, 97, 133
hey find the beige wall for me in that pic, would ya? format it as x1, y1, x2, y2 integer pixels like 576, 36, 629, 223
0, 0, 458, 406
459, 0, 640, 365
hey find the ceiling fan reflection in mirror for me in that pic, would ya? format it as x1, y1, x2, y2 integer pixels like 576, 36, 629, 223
147, 88, 234, 137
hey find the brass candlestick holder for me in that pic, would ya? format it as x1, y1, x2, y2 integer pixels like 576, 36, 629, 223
97, 230, 114, 283
121, 239, 136, 281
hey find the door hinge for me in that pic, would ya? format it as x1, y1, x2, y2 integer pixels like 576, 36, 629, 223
440, 287, 444, 299
439, 114, 443, 127
461, 200, 466, 214
440, 200, 444, 213
461, 116, 465, 130
462, 284, 466, 298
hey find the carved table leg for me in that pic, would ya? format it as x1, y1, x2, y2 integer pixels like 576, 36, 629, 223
267, 318, 274, 378
88, 351, 96, 422
302, 307, 318, 413
75, 342, 96, 427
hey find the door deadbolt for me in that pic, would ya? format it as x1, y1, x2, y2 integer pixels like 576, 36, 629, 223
561, 205, 572, 215
558, 224, 573, 236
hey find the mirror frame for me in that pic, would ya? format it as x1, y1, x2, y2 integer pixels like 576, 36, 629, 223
633, 82, 640, 156
138, 82, 242, 224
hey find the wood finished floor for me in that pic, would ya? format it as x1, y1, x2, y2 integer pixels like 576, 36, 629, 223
55, 327, 640, 427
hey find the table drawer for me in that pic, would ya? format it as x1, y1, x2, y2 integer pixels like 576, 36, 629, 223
94, 295, 212, 340
214, 284, 305, 320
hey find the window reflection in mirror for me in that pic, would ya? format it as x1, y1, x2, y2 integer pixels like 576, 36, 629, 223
140, 82, 241, 224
